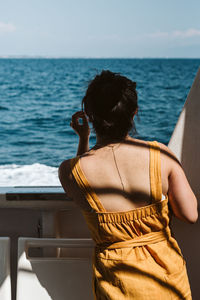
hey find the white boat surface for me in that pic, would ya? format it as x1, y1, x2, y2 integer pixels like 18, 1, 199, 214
169, 67, 200, 299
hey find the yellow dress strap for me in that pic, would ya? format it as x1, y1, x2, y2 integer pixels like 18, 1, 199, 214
148, 141, 162, 202
70, 156, 106, 212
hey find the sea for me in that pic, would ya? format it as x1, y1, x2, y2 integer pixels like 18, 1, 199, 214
0, 58, 200, 186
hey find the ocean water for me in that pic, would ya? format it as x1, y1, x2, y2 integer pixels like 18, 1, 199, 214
0, 58, 200, 186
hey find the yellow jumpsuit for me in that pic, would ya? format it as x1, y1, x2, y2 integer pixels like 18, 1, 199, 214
70, 141, 192, 299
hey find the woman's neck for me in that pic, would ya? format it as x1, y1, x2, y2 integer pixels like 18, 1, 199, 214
95, 134, 131, 147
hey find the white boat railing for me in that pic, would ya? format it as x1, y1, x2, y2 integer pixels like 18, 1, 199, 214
0, 187, 91, 300
0, 237, 11, 300
17, 238, 94, 300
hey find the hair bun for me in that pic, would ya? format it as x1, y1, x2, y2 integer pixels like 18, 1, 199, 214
82, 70, 138, 139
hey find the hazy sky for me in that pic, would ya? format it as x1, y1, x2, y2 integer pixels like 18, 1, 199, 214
0, 0, 200, 58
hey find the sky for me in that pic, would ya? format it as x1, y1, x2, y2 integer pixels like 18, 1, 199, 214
0, 0, 200, 58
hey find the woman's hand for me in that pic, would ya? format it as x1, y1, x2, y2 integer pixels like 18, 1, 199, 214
70, 111, 90, 140
70, 111, 90, 155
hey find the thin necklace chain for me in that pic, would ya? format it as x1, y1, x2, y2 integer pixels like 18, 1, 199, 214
110, 145, 126, 197
94, 137, 131, 197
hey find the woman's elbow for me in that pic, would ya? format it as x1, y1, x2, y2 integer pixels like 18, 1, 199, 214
182, 207, 198, 224
173, 205, 198, 224
188, 197, 199, 224
187, 210, 198, 224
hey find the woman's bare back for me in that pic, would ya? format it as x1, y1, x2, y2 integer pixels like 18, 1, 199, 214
59, 137, 197, 222
77, 138, 169, 212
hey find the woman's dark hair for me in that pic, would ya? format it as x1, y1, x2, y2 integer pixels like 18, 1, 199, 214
82, 70, 138, 140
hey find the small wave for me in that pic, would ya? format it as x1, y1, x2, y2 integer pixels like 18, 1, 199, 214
0, 106, 8, 111
0, 163, 60, 186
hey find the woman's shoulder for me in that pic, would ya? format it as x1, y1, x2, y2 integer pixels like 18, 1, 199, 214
155, 142, 181, 167
58, 157, 77, 185
58, 156, 79, 176
124, 138, 170, 153
136, 139, 181, 172
58, 157, 80, 198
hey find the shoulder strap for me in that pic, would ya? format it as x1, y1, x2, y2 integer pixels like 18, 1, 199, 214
70, 157, 106, 212
148, 141, 162, 202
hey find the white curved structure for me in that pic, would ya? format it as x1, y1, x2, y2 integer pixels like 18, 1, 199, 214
168, 67, 200, 299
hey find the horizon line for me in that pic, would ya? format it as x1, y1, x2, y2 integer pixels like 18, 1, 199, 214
0, 55, 200, 59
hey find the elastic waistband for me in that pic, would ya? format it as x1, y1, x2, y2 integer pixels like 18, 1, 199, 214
96, 228, 171, 250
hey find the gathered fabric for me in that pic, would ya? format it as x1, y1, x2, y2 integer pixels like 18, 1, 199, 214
70, 141, 192, 300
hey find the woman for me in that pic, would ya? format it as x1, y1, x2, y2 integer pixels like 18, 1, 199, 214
59, 70, 198, 299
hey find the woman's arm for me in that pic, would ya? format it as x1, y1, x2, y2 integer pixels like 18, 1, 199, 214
58, 160, 73, 198
70, 111, 90, 156
168, 161, 198, 223
160, 143, 198, 224
58, 112, 90, 200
